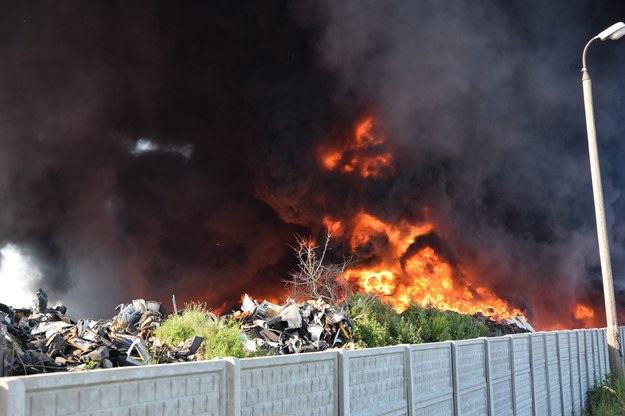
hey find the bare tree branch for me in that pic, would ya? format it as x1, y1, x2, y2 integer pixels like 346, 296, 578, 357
283, 234, 356, 307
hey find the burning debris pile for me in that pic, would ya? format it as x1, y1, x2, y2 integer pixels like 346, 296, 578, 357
233, 295, 352, 354
472, 312, 535, 336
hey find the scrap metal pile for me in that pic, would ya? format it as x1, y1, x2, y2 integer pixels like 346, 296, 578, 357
232, 295, 353, 354
0, 290, 353, 377
0, 289, 202, 377
1, 289, 530, 378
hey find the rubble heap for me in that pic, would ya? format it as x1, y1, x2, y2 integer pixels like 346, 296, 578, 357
472, 312, 534, 336
0, 289, 201, 377
0, 289, 532, 378
232, 295, 353, 355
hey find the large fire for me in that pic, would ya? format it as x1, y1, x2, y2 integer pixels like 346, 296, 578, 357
327, 211, 524, 319
318, 117, 526, 320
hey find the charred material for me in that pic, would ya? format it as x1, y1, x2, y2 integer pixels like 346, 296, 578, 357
472, 312, 534, 336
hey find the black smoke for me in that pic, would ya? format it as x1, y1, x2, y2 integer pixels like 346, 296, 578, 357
290, 1, 625, 327
0, 1, 624, 327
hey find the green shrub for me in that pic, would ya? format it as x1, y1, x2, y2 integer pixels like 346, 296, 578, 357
154, 304, 250, 360
446, 311, 489, 340
430, 315, 451, 342
348, 294, 487, 347
585, 374, 625, 415
348, 294, 393, 347
348, 294, 423, 347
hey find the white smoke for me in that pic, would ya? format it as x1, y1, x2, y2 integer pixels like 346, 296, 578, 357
0, 244, 43, 308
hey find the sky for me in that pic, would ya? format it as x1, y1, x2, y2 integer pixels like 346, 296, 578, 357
1, 1, 625, 326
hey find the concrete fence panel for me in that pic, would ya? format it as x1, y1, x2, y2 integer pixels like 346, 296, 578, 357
452, 339, 488, 416
584, 330, 596, 386
409, 343, 453, 416
599, 329, 609, 380
0, 360, 228, 416
578, 330, 590, 408
340, 345, 409, 416
530, 332, 549, 415
568, 330, 583, 416
545, 333, 562, 416
485, 337, 512, 416
592, 330, 603, 381
593, 329, 602, 381
509, 333, 533, 416
237, 350, 338, 416
557, 331, 572, 416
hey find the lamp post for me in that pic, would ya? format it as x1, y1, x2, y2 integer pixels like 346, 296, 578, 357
581, 21, 625, 376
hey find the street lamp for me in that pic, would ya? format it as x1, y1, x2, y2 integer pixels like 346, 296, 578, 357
581, 21, 625, 376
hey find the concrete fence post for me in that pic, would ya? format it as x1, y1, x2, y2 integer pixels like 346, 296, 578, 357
338, 349, 348, 416
0, 378, 25, 416
224, 357, 241, 416
403, 345, 414, 416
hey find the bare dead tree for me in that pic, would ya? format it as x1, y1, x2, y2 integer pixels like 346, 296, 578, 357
283, 233, 355, 307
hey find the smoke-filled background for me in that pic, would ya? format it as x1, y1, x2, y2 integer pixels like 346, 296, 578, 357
1, 1, 625, 328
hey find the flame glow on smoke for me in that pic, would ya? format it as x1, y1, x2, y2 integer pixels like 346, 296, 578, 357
319, 118, 395, 179
573, 303, 596, 328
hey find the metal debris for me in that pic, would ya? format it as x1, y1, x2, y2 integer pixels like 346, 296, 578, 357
472, 312, 534, 336
0, 290, 201, 376
232, 295, 353, 355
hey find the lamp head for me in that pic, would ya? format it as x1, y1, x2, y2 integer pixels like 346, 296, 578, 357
597, 22, 625, 41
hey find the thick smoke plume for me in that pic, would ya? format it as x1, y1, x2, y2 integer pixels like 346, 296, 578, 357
291, 1, 625, 328
0, 1, 624, 328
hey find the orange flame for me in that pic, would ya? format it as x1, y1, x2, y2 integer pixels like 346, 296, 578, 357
319, 117, 394, 179
328, 211, 525, 319
574, 303, 596, 327
323, 216, 344, 237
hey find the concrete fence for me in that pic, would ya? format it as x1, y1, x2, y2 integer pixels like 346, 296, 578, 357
1, 326, 623, 416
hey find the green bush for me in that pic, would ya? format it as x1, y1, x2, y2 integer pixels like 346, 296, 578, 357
585, 374, 625, 415
348, 294, 487, 347
348, 294, 393, 347
154, 304, 250, 360
429, 315, 451, 342
348, 294, 422, 347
